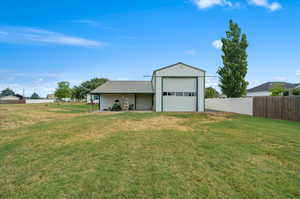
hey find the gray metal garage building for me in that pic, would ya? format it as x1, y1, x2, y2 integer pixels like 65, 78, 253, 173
91, 62, 205, 112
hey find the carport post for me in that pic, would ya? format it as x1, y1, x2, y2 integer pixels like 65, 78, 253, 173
134, 94, 136, 110
98, 94, 101, 110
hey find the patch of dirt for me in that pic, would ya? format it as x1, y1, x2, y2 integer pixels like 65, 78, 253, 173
0, 111, 84, 130
199, 112, 233, 123
39, 115, 193, 146
118, 116, 192, 132
247, 154, 289, 167
0, 104, 88, 130
264, 143, 285, 149
62, 113, 233, 145
2, 111, 234, 148
93, 111, 122, 115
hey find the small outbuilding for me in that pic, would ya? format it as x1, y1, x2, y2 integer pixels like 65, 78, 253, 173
0, 94, 25, 104
91, 62, 205, 112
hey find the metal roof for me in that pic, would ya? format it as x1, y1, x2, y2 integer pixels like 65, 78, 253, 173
91, 81, 154, 94
247, 82, 300, 92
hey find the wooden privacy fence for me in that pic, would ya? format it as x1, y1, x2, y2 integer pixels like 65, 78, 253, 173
253, 96, 300, 122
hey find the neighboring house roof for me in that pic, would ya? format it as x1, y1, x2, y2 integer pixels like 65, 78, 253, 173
47, 94, 55, 99
91, 81, 154, 94
153, 62, 206, 74
247, 82, 300, 92
15, 94, 24, 99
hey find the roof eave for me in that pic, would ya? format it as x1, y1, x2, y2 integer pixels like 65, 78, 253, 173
90, 91, 154, 94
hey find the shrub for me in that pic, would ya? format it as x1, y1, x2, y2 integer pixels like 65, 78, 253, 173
292, 88, 300, 96
205, 87, 219, 98
112, 103, 122, 111
269, 83, 285, 96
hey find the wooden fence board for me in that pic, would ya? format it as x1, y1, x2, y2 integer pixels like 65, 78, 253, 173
253, 96, 300, 122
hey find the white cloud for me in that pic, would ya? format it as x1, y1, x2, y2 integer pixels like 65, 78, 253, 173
273, 76, 286, 81
0, 70, 87, 97
212, 40, 223, 49
296, 70, 300, 76
192, 0, 282, 11
192, 0, 238, 9
186, 49, 197, 55
248, 0, 282, 11
0, 26, 104, 47
206, 76, 219, 90
269, 2, 281, 11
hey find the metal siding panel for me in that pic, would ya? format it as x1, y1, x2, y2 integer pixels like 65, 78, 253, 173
198, 76, 205, 112
155, 77, 162, 112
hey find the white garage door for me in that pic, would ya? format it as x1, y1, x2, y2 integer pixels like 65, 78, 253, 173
162, 77, 197, 112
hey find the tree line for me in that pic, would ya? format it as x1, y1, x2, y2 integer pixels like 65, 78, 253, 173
54, 78, 108, 100
0, 88, 41, 99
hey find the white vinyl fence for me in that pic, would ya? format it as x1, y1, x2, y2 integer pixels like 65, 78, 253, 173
26, 99, 55, 104
205, 98, 253, 115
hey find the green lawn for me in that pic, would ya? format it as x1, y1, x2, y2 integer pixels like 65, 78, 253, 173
0, 104, 299, 198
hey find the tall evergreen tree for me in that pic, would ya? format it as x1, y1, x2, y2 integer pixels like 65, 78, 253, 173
217, 20, 249, 97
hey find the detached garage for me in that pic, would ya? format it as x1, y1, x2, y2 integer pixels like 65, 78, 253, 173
152, 62, 205, 112
91, 62, 205, 112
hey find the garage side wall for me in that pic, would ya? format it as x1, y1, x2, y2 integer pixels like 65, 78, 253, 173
198, 76, 205, 112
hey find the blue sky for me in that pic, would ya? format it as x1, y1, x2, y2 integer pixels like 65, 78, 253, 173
0, 0, 299, 97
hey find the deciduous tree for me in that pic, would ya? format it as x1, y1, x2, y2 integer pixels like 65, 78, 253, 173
54, 81, 72, 100
30, 92, 40, 99
0, 88, 15, 97
205, 87, 219, 98
292, 87, 300, 96
269, 83, 285, 96
72, 78, 108, 101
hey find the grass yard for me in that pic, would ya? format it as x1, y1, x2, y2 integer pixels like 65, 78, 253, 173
0, 103, 299, 199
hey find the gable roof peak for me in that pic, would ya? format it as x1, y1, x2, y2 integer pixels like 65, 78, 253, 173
153, 62, 206, 73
